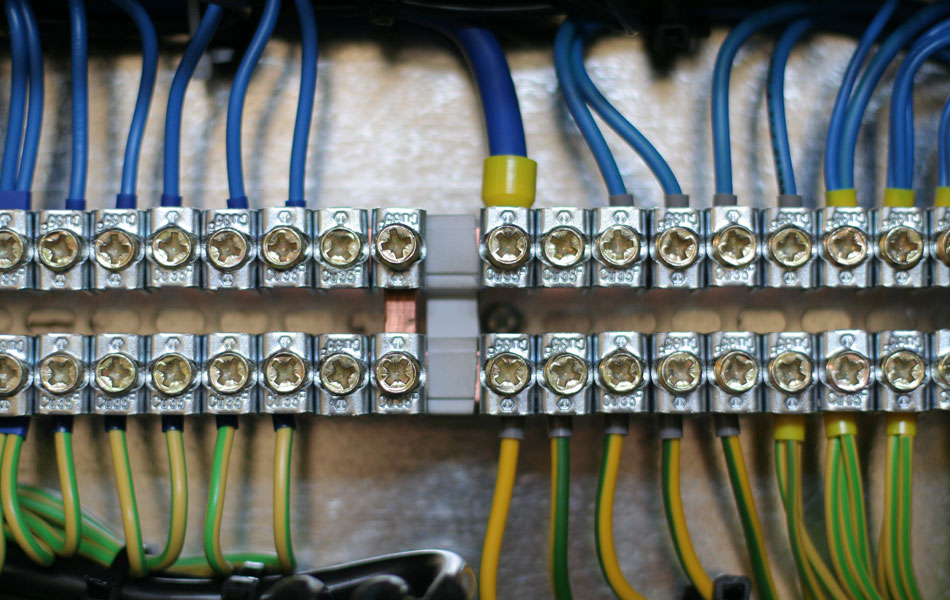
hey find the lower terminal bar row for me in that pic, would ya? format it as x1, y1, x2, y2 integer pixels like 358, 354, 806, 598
1, 329, 950, 417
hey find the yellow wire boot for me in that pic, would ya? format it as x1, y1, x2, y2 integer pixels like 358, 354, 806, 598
479, 418, 523, 600
826, 188, 857, 207
934, 186, 950, 207
482, 155, 537, 207
883, 188, 914, 208
773, 414, 806, 442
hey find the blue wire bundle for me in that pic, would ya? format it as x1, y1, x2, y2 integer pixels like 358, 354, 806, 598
15, 0, 41, 199
940, 97, 950, 186
226, 0, 281, 209
110, 0, 158, 208
287, 0, 317, 207
162, 4, 223, 207
1, 0, 27, 199
66, 0, 88, 210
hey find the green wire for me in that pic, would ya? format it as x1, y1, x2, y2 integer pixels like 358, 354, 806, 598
593, 435, 610, 588
113, 429, 147, 575
57, 431, 81, 555
552, 436, 572, 600
829, 440, 863, 598
779, 441, 820, 599
897, 437, 922, 600
4, 436, 55, 565
20, 511, 118, 567
722, 437, 777, 600
18, 485, 120, 545
204, 426, 234, 576
887, 437, 907, 600
280, 427, 295, 570
146, 429, 188, 571
15, 494, 121, 555
842, 435, 874, 575
836, 448, 881, 600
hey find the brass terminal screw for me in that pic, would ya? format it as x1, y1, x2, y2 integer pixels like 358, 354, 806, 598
37, 230, 82, 271
321, 353, 363, 396
207, 352, 251, 395
375, 224, 421, 270
94, 230, 137, 271
881, 350, 926, 392
39, 353, 82, 395
655, 227, 699, 269
824, 226, 868, 268
207, 229, 249, 270
485, 225, 530, 269
541, 227, 585, 268
320, 227, 362, 269
485, 352, 531, 396
95, 353, 137, 394
826, 350, 870, 393
714, 350, 758, 394
935, 354, 950, 388
151, 227, 193, 268
0, 355, 27, 396
262, 226, 305, 270
543, 353, 588, 395
151, 354, 194, 396
657, 351, 701, 394
935, 230, 950, 266
712, 225, 756, 268
0, 230, 26, 270
596, 225, 640, 268
880, 226, 924, 269
263, 352, 307, 394
769, 227, 811, 269
769, 351, 813, 394
374, 351, 420, 395
598, 352, 644, 394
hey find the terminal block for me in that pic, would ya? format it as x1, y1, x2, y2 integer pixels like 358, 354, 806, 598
259, 332, 313, 414
203, 208, 258, 290
707, 331, 760, 413
819, 330, 873, 411
932, 330, 950, 410
0, 209, 33, 289
36, 333, 88, 415
536, 208, 590, 288
373, 208, 425, 289
591, 207, 648, 288
91, 333, 145, 415
818, 207, 871, 288
35, 210, 90, 291
148, 333, 201, 415
91, 209, 145, 290
480, 333, 534, 416
706, 206, 759, 286
873, 207, 927, 288
203, 333, 257, 415
315, 208, 371, 289
593, 332, 648, 413
876, 330, 928, 412
761, 207, 816, 288
0, 335, 33, 416
146, 206, 201, 288
372, 333, 426, 414
651, 207, 704, 289
316, 334, 371, 416
538, 332, 592, 415
763, 332, 817, 413
260, 206, 312, 288
653, 331, 705, 413
479, 207, 534, 288
929, 206, 950, 286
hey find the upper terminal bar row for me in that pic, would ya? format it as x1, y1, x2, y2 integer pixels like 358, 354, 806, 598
1, 203, 949, 291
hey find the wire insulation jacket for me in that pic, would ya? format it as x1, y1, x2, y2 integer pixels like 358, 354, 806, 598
479, 437, 519, 600
66, 0, 88, 208
15, 0, 42, 194
1, 0, 27, 192
288, 0, 316, 206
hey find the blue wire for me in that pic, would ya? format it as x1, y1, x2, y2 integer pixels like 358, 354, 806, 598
824, 0, 898, 192
162, 4, 223, 206
837, 1, 950, 191
67, 0, 88, 209
940, 96, 950, 187
553, 19, 625, 196
226, 0, 281, 208
712, 3, 810, 196
768, 17, 818, 196
15, 0, 41, 195
570, 22, 681, 195
887, 21, 950, 189
1, 0, 27, 193
109, 0, 158, 208
287, 0, 316, 207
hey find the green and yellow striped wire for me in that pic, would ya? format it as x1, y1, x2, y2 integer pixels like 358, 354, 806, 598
273, 421, 296, 573
550, 436, 572, 600
204, 421, 237, 576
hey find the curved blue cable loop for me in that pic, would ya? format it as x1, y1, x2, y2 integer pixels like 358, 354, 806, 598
887, 21, 950, 190
226, 0, 281, 208
712, 3, 810, 196
553, 19, 625, 196
162, 4, 223, 206
15, 0, 41, 195
939, 97, 950, 187
837, 1, 950, 191
109, 0, 157, 208
570, 23, 681, 195
66, 0, 88, 209
824, 0, 898, 192
1, 0, 27, 193
287, 0, 317, 207
768, 17, 819, 196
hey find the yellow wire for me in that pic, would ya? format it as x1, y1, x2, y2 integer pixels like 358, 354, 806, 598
1, 436, 53, 566
148, 429, 188, 572
54, 431, 80, 557
548, 437, 556, 589
0, 433, 5, 572
597, 434, 646, 600
273, 426, 295, 574
824, 439, 857, 598
479, 437, 519, 600
207, 425, 235, 575
878, 437, 901, 600
665, 438, 714, 600
108, 429, 148, 578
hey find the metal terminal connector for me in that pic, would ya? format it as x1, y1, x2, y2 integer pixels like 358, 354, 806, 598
316, 334, 370, 416
818, 208, 871, 287
653, 332, 705, 413
91, 334, 145, 415
372, 333, 426, 414
36, 210, 89, 290
592, 207, 647, 288
873, 207, 927, 288
876, 331, 928, 412
707, 207, 759, 286
480, 334, 534, 416
819, 330, 873, 411
36, 333, 88, 415
91, 210, 145, 290
260, 207, 312, 288
708, 332, 760, 412
762, 208, 816, 288
651, 208, 704, 289
373, 208, 425, 289
536, 208, 590, 288
479, 208, 534, 288
764, 332, 817, 413
0, 336, 33, 415
0, 210, 33, 289
931, 330, 950, 410
146, 207, 200, 288
203, 333, 256, 415
315, 208, 371, 289
203, 209, 257, 290
594, 332, 648, 413
147, 333, 200, 415
259, 332, 312, 414
537, 333, 591, 415
929, 207, 950, 286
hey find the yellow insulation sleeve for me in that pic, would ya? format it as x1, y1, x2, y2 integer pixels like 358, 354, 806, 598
479, 437, 520, 600
774, 414, 806, 442
482, 155, 537, 207
934, 186, 950, 207
883, 188, 915, 208
826, 189, 857, 207
823, 413, 857, 438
